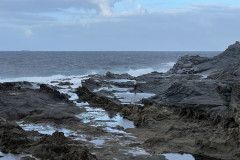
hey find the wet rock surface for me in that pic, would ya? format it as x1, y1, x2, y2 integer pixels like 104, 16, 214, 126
76, 86, 122, 111
0, 118, 96, 160
0, 82, 81, 123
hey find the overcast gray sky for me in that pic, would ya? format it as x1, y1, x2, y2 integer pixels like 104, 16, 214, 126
0, 0, 240, 51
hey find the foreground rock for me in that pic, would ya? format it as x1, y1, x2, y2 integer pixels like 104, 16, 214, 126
0, 82, 97, 159
0, 118, 96, 160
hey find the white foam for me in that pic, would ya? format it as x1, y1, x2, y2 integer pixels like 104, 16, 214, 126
127, 68, 155, 77
0, 74, 67, 83
105, 127, 127, 134
0, 74, 88, 85
75, 102, 89, 107
161, 62, 176, 67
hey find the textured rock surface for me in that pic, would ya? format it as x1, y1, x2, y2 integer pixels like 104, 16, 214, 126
76, 86, 121, 111
0, 82, 82, 123
230, 83, 240, 127
0, 119, 97, 160
169, 41, 240, 76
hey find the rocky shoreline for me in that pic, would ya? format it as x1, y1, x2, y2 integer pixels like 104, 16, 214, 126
1, 42, 240, 160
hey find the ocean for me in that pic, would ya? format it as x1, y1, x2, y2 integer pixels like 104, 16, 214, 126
0, 51, 220, 81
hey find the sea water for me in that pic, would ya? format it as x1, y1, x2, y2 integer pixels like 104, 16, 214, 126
0, 51, 219, 80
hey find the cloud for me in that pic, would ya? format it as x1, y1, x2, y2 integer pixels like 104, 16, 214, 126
90, 0, 119, 16
0, 0, 121, 14
0, 0, 96, 12
137, 3, 147, 14
0, 2, 240, 51
21, 26, 33, 37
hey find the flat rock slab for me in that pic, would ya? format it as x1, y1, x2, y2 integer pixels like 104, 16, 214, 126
0, 83, 82, 124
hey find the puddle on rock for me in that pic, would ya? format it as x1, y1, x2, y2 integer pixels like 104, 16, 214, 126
94, 85, 130, 92
90, 139, 105, 146
16, 121, 78, 137
123, 147, 150, 156
110, 79, 134, 83
76, 107, 135, 130
0, 152, 37, 160
162, 153, 195, 160
114, 92, 155, 104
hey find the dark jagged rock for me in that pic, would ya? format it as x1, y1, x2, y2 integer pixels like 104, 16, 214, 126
29, 131, 97, 160
0, 83, 82, 123
105, 71, 133, 79
58, 82, 74, 86
207, 65, 240, 80
76, 86, 121, 111
169, 41, 240, 76
0, 82, 33, 90
0, 119, 97, 160
39, 84, 69, 100
169, 55, 210, 74
0, 120, 32, 154
81, 78, 101, 90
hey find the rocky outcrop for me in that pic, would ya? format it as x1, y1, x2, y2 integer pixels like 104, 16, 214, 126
169, 41, 240, 76
122, 103, 240, 160
0, 119, 32, 154
39, 84, 69, 100
0, 82, 33, 90
0, 82, 81, 123
0, 119, 97, 160
207, 65, 240, 80
105, 71, 133, 79
169, 55, 210, 74
76, 86, 121, 111
29, 131, 97, 160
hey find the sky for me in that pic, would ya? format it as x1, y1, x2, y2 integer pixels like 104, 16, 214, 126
0, 0, 240, 51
